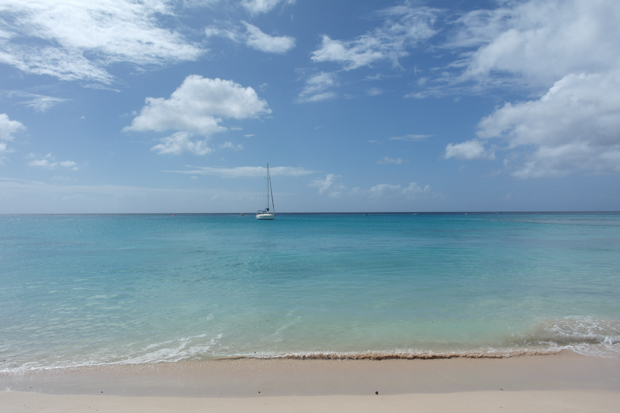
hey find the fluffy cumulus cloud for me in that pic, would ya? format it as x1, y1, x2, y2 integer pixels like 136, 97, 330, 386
0, 113, 25, 156
205, 22, 295, 54
0, 113, 24, 141
166, 165, 315, 178
451, 0, 620, 89
241, 0, 295, 15
151, 132, 213, 156
443, 0, 620, 178
297, 72, 337, 102
477, 72, 620, 177
125, 75, 270, 155
28, 153, 78, 170
310, 5, 437, 70
0, 0, 204, 83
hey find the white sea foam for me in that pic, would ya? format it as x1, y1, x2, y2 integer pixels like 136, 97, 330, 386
115, 333, 224, 365
509, 317, 620, 358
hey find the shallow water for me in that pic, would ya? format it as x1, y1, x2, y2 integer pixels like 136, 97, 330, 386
1, 212, 619, 371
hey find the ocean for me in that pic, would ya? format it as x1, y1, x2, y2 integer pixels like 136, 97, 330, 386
1, 212, 619, 372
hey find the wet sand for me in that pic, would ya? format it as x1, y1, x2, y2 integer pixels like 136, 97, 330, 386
1, 351, 619, 412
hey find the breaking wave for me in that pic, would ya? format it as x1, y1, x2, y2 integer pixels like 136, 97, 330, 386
230, 316, 620, 361
505, 316, 620, 358
2, 316, 619, 374
234, 349, 560, 360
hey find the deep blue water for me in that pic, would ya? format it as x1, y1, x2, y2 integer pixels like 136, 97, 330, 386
1, 213, 619, 371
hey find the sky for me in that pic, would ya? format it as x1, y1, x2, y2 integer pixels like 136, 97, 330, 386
1, 0, 619, 213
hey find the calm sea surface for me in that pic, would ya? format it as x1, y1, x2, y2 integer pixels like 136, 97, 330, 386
1, 213, 619, 371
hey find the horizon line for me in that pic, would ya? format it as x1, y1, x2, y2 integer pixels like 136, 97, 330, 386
1, 211, 619, 216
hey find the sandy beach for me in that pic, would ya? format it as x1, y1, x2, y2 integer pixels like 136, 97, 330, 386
2, 351, 619, 412
2, 390, 619, 413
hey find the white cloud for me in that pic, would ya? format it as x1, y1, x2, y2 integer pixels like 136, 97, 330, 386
297, 72, 337, 103
23, 96, 68, 112
476, 72, 620, 177
0, 0, 204, 83
442, 0, 620, 177
28, 153, 79, 170
402, 182, 431, 196
367, 87, 383, 96
205, 22, 295, 54
351, 182, 432, 200
389, 134, 431, 141
241, 0, 295, 15
219, 141, 244, 150
444, 139, 494, 160
452, 0, 620, 89
311, 173, 434, 201
166, 165, 315, 178
0, 113, 25, 142
309, 174, 345, 197
310, 5, 438, 70
6, 92, 68, 112
151, 132, 213, 156
368, 183, 401, 199
126, 75, 270, 155
376, 156, 404, 165
59, 161, 77, 169
126, 75, 270, 136
0, 113, 24, 158
243, 22, 295, 54
311, 35, 384, 71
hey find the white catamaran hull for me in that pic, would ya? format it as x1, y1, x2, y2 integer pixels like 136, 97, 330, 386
256, 213, 276, 220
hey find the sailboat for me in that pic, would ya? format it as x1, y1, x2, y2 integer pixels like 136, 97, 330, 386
256, 163, 276, 220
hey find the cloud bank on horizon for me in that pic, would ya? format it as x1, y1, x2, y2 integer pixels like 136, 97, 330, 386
0, 0, 619, 212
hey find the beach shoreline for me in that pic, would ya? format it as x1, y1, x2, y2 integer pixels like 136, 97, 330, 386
2, 351, 619, 411
3, 351, 619, 397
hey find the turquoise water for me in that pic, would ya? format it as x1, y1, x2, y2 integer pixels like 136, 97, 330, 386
1, 213, 619, 371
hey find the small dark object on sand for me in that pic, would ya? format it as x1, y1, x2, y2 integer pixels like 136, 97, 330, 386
375, 391, 379, 395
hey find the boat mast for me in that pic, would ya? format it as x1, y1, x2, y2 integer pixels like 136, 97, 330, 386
266, 163, 275, 212
269, 164, 275, 213
265, 163, 269, 210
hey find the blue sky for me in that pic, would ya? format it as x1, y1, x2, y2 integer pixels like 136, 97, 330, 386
1, 0, 619, 213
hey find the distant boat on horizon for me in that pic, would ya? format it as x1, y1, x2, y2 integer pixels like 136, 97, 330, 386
256, 163, 276, 220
